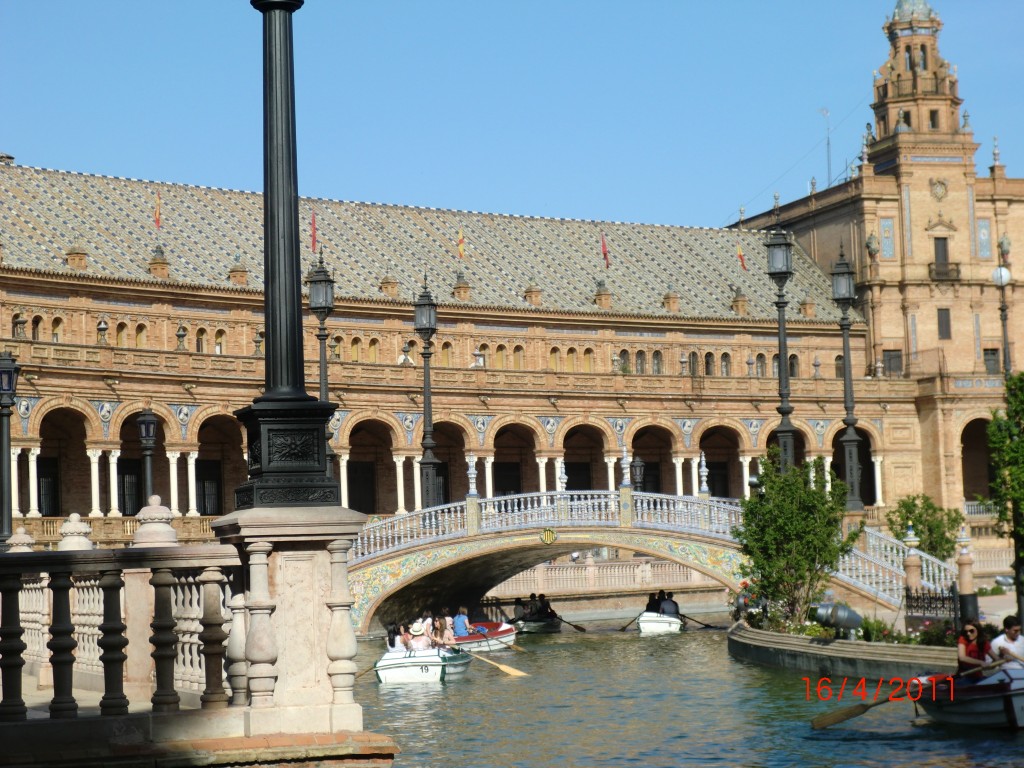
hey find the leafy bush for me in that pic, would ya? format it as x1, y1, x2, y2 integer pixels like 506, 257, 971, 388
885, 494, 965, 560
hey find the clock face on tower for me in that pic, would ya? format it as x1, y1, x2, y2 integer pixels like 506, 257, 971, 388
930, 178, 948, 201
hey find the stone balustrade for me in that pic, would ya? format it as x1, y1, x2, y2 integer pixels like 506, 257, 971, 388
16, 516, 215, 550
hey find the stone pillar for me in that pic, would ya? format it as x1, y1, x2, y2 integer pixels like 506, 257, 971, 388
393, 456, 406, 514
325, 540, 362, 730
739, 455, 751, 499
604, 457, 616, 491
26, 447, 40, 518
10, 448, 20, 519
956, 530, 978, 621
823, 456, 833, 492
672, 456, 684, 496
107, 450, 121, 517
166, 451, 181, 517
87, 449, 103, 517
903, 528, 922, 591
413, 457, 422, 511
338, 452, 349, 508
244, 541, 277, 709
484, 455, 494, 498
536, 457, 548, 493
689, 456, 699, 498
186, 451, 199, 517
872, 456, 884, 506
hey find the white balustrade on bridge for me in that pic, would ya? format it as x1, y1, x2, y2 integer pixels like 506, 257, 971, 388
862, 528, 957, 589
833, 549, 905, 605
633, 492, 743, 539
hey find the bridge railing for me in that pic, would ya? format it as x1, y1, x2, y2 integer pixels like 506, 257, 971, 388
633, 492, 742, 540
863, 528, 956, 589
834, 548, 905, 606
480, 490, 619, 531
351, 501, 468, 562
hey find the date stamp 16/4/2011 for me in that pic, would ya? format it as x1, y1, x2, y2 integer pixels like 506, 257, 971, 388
802, 676, 955, 703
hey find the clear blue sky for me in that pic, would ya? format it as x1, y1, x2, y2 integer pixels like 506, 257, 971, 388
2, 1, 1019, 229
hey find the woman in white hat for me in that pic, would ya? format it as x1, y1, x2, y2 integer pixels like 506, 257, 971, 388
407, 619, 432, 650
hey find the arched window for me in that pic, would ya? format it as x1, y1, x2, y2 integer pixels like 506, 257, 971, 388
720, 352, 731, 377
566, 347, 578, 372
441, 341, 453, 367
477, 343, 490, 368
406, 339, 418, 363
116, 322, 128, 347
368, 338, 380, 363
772, 354, 780, 378
51, 317, 63, 343
350, 337, 362, 363
31, 316, 42, 341
513, 345, 525, 370
704, 352, 715, 376
756, 353, 767, 378
583, 348, 594, 373
619, 349, 630, 373
495, 345, 507, 369
635, 350, 647, 375
835, 355, 844, 379
214, 329, 226, 355
196, 328, 208, 353
549, 347, 561, 371
789, 354, 799, 378
688, 351, 699, 376
135, 323, 148, 348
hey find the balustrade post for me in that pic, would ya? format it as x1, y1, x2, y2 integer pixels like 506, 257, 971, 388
97, 570, 129, 716
149, 567, 180, 712
244, 541, 278, 708
0, 573, 27, 721
225, 591, 248, 706
198, 567, 230, 709
618, 484, 634, 526
326, 540, 363, 728
46, 571, 77, 718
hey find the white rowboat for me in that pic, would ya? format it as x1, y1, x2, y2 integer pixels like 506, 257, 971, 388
637, 612, 684, 634
373, 647, 471, 684
451, 621, 518, 652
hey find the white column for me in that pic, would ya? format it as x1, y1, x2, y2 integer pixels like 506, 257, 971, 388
413, 458, 423, 511
604, 457, 616, 490
393, 455, 407, 514
166, 451, 181, 517
808, 457, 816, 485
338, 452, 349, 508
739, 455, 751, 499
87, 449, 103, 517
107, 449, 121, 517
10, 448, 20, 519
689, 456, 699, 498
873, 456, 884, 506
823, 456, 833, 492
186, 451, 199, 517
484, 455, 494, 499
26, 447, 40, 518
536, 457, 548, 493
672, 457, 684, 496
554, 457, 565, 491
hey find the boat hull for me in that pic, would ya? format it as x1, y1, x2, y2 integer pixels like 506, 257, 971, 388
451, 621, 518, 652
917, 667, 1024, 728
637, 612, 684, 634
373, 648, 471, 684
513, 617, 562, 634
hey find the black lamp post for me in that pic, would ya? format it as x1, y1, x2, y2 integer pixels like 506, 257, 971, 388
832, 245, 863, 512
137, 408, 158, 502
766, 229, 796, 469
306, 249, 336, 477
993, 234, 1013, 380
414, 280, 441, 508
0, 352, 20, 547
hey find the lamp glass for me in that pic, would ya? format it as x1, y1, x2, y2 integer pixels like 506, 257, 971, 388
993, 266, 1012, 288
831, 261, 855, 302
0, 354, 19, 395
414, 286, 437, 340
307, 264, 335, 314
766, 231, 793, 277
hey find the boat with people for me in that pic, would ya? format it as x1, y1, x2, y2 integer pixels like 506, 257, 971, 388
373, 647, 472, 684
637, 611, 685, 634
916, 666, 1024, 728
513, 616, 562, 634
450, 621, 519, 652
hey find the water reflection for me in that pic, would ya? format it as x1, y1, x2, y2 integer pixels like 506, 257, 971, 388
354, 627, 1023, 767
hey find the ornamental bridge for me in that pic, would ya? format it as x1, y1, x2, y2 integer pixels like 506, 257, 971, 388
347, 488, 956, 633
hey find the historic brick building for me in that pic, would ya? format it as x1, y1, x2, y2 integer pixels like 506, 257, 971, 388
0, 0, 1014, 553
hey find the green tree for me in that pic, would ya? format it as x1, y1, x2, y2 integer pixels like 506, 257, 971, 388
884, 495, 964, 561
986, 372, 1024, 620
732, 450, 862, 626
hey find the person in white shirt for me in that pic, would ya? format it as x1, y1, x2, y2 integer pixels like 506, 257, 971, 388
990, 615, 1024, 669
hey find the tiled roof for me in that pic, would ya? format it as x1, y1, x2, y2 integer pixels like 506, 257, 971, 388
0, 163, 846, 322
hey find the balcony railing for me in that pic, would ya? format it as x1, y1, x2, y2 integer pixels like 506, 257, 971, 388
929, 262, 961, 281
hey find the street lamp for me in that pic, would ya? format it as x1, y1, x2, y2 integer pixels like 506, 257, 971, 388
766, 229, 796, 469
137, 408, 158, 503
630, 454, 645, 492
831, 244, 863, 512
306, 249, 336, 477
993, 234, 1013, 380
414, 279, 442, 508
0, 352, 20, 548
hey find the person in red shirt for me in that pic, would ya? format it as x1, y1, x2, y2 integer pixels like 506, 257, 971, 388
957, 621, 993, 679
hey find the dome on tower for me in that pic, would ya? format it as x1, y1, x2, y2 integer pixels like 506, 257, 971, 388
893, 0, 935, 21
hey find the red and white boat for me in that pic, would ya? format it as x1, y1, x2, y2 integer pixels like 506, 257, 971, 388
916, 667, 1024, 729
450, 621, 518, 652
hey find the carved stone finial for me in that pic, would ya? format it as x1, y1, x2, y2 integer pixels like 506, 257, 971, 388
6, 526, 35, 552
57, 512, 95, 551
132, 494, 180, 548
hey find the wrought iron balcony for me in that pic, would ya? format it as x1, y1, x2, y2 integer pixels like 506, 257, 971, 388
929, 262, 961, 281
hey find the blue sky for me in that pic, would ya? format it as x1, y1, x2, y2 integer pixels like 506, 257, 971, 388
2, 1, 1019, 229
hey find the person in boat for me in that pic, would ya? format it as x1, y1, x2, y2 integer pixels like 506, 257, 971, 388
407, 620, 433, 650
659, 591, 681, 617
453, 606, 479, 637
644, 593, 660, 613
990, 615, 1024, 669
420, 609, 435, 635
538, 594, 555, 618
526, 593, 540, 618
956, 620, 993, 679
439, 606, 455, 632
512, 597, 526, 622
432, 620, 455, 649
385, 622, 403, 652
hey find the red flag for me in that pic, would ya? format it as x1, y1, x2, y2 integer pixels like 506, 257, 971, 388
154, 191, 161, 229
601, 233, 610, 269
737, 243, 748, 271
311, 210, 318, 253
457, 228, 465, 259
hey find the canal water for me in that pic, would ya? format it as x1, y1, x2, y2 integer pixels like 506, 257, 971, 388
354, 624, 1024, 767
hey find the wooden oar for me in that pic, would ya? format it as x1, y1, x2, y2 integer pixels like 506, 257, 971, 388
679, 612, 720, 629
355, 664, 378, 681
462, 649, 529, 677
555, 614, 587, 632
491, 634, 528, 652
811, 659, 1006, 730
618, 613, 644, 632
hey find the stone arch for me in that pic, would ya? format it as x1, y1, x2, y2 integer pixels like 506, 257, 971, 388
194, 413, 247, 516
690, 417, 755, 454
629, 422, 678, 493
696, 424, 745, 497
821, 418, 884, 453
107, 401, 179, 443
623, 416, 684, 453
761, 417, 814, 463
560, 422, 614, 490
552, 415, 616, 452
24, 396, 104, 443
181, 402, 242, 445
415, 410, 475, 448
960, 416, 994, 504
338, 409, 404, 449
345, 417, 399, 516
482, 415, 546, 453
